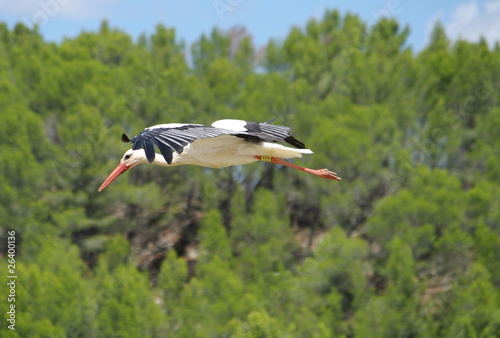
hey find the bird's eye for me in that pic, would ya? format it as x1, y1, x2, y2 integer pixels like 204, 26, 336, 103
124, 154, 131, 160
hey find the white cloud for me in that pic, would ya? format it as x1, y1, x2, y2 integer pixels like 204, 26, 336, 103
450, 1, 478, 25
425, 11, 444, 37
485, 0, 500, 11
445, 0, 500, 47
0, 1, 42, 16
0, 0, 120, 22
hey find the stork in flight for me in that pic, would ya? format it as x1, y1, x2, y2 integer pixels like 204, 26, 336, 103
98, 119, 341, 191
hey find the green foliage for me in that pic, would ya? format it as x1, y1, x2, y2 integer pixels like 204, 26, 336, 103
93, 264, 166, 337
1, 10, 499, 337
198, 209, 232, 262
364, 167, 469, 268
157, 249, 187, 308
231, 190, 299, 285
442, 264, 500, 337
353, 238, 425, 337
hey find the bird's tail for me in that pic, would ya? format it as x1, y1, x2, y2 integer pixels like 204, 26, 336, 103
259, 142, 313, 159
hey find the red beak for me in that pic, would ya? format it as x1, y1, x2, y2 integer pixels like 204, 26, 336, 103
98, 162, 130, 192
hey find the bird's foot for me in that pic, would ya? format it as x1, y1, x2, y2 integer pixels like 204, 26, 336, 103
305, 168, 342, 181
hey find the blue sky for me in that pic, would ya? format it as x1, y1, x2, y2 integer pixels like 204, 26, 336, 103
1, 1, 499, 51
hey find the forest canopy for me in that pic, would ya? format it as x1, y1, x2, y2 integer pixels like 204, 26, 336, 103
1, 9, 500, 337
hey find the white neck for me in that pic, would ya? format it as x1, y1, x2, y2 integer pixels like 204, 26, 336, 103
130, 149, 185, 167
151, 152, 185, 167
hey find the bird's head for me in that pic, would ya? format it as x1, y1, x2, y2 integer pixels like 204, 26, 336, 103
98, 148, 147, 192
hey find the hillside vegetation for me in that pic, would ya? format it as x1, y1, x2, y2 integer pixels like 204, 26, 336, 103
1, 9, 500, 337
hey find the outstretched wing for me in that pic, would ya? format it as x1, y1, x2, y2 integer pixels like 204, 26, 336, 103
212, 119, 306, 149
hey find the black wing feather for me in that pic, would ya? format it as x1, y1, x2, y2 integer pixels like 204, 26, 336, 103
240, 120, 307, 149
144, 140, 156, 163
157, 134, 185, 154
284, 136, 306, 149
132, 138, 143, 150
121, 133, 131, 143
152, 138, 173, 164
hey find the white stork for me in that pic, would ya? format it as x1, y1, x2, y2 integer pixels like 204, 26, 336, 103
98, 119, 341, 191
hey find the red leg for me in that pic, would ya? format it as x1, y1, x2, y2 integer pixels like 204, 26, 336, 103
254, 156, 341, 181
